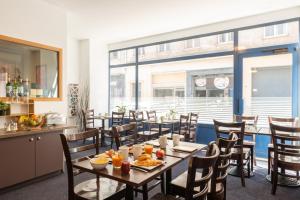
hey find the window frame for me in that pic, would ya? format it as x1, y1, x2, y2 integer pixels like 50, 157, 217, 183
109, 18, 300, 122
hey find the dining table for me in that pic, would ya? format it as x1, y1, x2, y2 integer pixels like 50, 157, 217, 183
142, 119, 179, 136
72, 139, 207, 200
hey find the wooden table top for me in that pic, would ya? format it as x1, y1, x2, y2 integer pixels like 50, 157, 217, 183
142, 119, 179, 125
73, 155, 182, 187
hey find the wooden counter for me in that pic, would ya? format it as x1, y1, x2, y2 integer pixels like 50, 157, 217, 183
0, 125, 76, 189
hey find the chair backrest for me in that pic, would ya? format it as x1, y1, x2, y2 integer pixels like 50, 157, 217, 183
210, 133, 238, 197
81, 109, 95, 131
213, 119, 245, 148
270, 123, 300, 169
185, 142, 220, 200
112, 111, 125, 126
189, 113, 199, 128
147, 110, 156, 121
269, 116, 298, 126
178, 114, 189, 138
112, 123, 137, 150
60, 128, 99, 200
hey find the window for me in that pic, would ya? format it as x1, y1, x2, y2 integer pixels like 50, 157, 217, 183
157, 43, 170, 52
264, 23, 288, 38
185, 38, 201, 49
109, 66, 136, 112
138, 56, 233, 122
109, 49, 136, 65
218, 33, 233, 44
239, 21, 298, 50
131, 82, 141, 97
138, 47, 145, 56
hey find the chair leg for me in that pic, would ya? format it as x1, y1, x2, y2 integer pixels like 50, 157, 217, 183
247, 161, 251, 178
224, 180, 227, 200
250, 147, 254, 172
160, 173, 165, 194
268, 148, 271, 175
271, 170, 278, 195
239, 158, 245, 187
142, 184, 148, 200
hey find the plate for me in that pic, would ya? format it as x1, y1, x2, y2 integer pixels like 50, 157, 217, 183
172, 145, 197, 153
131, 159, 164, 171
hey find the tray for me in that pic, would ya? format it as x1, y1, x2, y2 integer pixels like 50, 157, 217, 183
172, 145, 198, 153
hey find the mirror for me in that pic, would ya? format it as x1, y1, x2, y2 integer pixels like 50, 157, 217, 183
0, 35, 62, 100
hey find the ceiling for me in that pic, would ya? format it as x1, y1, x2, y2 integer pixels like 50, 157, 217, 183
42, 0, 300, 43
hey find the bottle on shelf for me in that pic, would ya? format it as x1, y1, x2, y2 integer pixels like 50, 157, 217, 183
17, 77, 24, 97
6, 75, 13, 97
23, 78, 30, 97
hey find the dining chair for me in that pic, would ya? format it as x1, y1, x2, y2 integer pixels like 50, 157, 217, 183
112, 123, 138, 148
82, 109, 100, 144
188, 113, 199, 143
130, 110, 159, 141
146, 110, 170, 135
113, 123, 163, 200
269, 123, 300, 195
60, 128, 126, 200
103, 111, 125, 148
234, 115, 258, 174
208, 133, 238, 200
151, 142, 220, 200
267, 116, 299, 175
213, 119, 249, 187
173, 114, 189, 141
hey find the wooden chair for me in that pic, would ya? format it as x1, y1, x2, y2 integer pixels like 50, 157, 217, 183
112, 123, 138, 149
269, 123, 300, 194
130, 110, 159, 141
82, 109, 100, 144
60, 129, 125, 200
234, 115, 258, 174
112, 123, 163, 200
146, 110, 170, 135
268, 116, 299, 175
173, 115, 189, 141
153, 142, 219, 200
103, 111, 125, 148
208, 133, 238, 200
187, 113, 198, 143
213, 119, 249, 187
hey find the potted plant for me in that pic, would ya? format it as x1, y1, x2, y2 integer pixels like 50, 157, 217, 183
116, 105, 127, 113
169, 108, 177, 120
0, 101, 9, 116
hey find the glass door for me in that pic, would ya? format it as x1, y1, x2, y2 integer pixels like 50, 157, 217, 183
238, 47, 298, 127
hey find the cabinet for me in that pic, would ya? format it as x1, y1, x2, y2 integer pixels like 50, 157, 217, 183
0, 131, 63, 189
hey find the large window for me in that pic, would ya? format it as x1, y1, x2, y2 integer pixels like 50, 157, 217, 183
109, 66, 136, 112
138, 56, 233, 123
109, 19, 300, 126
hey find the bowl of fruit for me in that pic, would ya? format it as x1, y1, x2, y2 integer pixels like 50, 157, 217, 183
18, 114, 46, 128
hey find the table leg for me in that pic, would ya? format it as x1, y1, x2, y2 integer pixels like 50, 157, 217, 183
166, 169, 172, 195
125, 184, 134, 200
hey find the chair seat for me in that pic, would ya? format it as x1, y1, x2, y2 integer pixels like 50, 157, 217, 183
74, 178, 125, 200
231, 148, 251, 159
150, 193, 179, 200
171, 171, 223, 194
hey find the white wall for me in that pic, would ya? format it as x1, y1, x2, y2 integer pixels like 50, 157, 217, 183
0, 0, 71, 115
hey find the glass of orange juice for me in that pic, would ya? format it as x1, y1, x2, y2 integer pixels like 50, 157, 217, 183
112, 154, 123, 169
144, 144, 153, 154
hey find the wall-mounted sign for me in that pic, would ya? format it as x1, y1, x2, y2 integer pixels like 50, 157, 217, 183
195, 78, 206, 87
214, 77, 229, 89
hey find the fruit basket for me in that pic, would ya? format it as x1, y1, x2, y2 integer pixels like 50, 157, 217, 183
18, 114, 46, 129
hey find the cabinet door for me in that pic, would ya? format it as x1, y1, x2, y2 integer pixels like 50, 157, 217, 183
35, 131, 63, 177
0, 135, 35, 188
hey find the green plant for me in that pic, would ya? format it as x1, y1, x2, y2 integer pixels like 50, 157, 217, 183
116, 105, 126, 113
169, 108, 177, 119
0, 101, 9, 111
